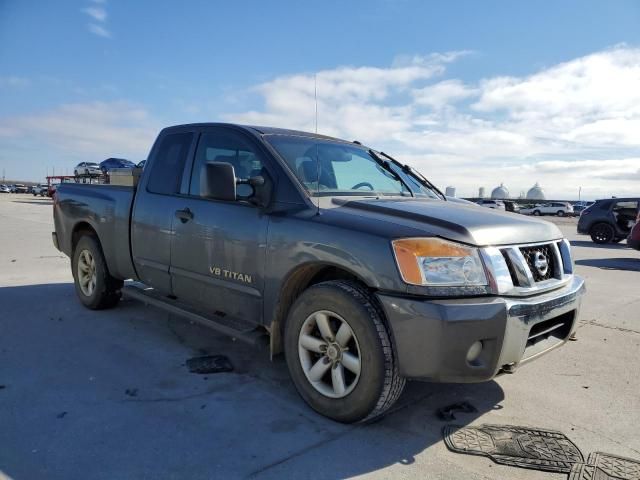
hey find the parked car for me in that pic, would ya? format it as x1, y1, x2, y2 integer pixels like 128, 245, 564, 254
12, 184, 28, 194
54, 123, 585, 423
33, 184, 49, 196
99, 158, 136, 174
477, 199, 506, 210
0, 184, 10, 193
503, 200, 520, 213
627, 210, 640, 250
74, 162, 102, 177
521, 202, 574, 217
578, 198, 639, 244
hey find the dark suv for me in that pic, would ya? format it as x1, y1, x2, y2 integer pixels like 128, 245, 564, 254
577, 198, 639, 244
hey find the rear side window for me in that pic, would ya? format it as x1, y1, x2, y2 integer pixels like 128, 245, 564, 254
147, 133, 194, 195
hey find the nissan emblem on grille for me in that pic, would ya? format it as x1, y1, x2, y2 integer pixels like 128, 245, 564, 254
534, 251, 549, 277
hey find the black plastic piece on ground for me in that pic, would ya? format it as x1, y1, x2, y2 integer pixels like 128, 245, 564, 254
443, 424, 583, 473
187, 355, 234, 375
437, 401, 478, 421
570, 452, 640, 480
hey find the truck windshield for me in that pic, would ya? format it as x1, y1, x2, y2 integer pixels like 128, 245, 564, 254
266, 135, 411, 197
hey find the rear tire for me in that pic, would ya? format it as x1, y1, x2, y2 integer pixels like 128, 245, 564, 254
557, 210, 565, 217
72, 235, 122, 309
533, 210, 541, 216
590, 223, 615, 244
284, 280, 405, 423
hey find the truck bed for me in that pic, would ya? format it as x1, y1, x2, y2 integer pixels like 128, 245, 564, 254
53, 183, 137, 280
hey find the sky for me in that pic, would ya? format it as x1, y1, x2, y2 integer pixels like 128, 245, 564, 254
1, 0, 640, 200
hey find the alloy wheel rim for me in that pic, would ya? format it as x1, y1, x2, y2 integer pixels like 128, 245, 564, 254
77, 249, 97, 297
594, 225, 611, 242
298, 310, 361, 399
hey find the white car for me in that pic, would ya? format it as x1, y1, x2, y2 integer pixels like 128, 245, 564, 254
0, 184, 10, 193
477, 199, 506, 210
74, 162, 102, 177
521, 202, 574, 217
32, 184, 49, 196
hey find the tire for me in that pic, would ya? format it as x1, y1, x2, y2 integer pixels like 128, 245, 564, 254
284, 280, 405, 423
72, 235, 122, 309
590, 223, 615, 244
557, 210, 565, 217
532, 210, 541, 216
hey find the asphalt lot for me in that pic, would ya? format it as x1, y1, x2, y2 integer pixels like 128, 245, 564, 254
1, 193, 638, 480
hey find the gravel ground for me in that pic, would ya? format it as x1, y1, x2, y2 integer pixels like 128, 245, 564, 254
0, 193, 638, 480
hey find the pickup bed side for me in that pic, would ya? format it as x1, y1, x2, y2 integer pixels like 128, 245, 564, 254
54, 183, 136, 281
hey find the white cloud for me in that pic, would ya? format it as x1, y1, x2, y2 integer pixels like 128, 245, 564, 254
225, 47, 640, 199
82, 6, 107, 22
0, 101, 158, 161
83, 1, 111, 38
88, 24, 111, 38
0, 76, 30, 88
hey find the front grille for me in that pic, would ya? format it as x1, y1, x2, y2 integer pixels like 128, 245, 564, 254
520, 244, 556, 282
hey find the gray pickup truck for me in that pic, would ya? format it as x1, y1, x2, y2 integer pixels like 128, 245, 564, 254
53, 123, 585, 423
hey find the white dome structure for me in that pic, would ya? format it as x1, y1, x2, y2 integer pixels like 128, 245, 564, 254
491, 183, 510, 199
526, 182, 546, 200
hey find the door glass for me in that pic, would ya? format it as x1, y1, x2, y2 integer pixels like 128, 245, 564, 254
189, 131, 264, 198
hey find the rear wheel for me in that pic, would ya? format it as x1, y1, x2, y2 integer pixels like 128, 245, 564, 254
284, 280, 405, 423
533, 210, 541, 216
590, 223, 615, 244
557, 210, 565, 217
72, 235, 122, 309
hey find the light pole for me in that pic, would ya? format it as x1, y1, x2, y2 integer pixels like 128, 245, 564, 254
578, 186, 582, 202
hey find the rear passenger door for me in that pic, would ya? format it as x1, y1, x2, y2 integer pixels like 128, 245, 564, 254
169, 127, 270, 325
131, 131, 195, 295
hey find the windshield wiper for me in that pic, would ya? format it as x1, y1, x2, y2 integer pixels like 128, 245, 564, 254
367, 150, 414, 197
378, 151, 445, 200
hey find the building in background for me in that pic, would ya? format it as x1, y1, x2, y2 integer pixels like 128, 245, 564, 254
526, 182, 546, 200
445, 186, 456, 197
491, 183, 510, 199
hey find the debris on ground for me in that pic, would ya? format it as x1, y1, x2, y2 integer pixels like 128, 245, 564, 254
186, 355, 234, 375
436, 401, 477, 421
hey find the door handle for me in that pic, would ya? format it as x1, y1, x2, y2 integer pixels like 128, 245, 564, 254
175, 208, 193, 223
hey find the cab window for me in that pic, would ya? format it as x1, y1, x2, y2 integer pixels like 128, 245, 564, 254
189, 130, 264, 198
147, 132, 194, 195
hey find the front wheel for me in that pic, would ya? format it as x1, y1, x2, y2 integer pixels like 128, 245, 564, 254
533, 210, 541, 216
284, 280, 405, 423
72, 235, 123, 309
557, 210, 565, 217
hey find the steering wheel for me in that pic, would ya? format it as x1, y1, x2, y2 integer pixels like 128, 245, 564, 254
351, 182, 374, 190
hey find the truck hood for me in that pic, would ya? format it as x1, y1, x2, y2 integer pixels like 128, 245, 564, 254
330, 197, 563, 246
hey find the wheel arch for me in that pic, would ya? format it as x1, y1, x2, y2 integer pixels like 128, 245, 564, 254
268, 262, 375, 356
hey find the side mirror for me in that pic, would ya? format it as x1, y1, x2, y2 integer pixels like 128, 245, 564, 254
201, 162, 236, 201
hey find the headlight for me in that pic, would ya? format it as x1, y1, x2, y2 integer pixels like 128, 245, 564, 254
392, 238, 488, 286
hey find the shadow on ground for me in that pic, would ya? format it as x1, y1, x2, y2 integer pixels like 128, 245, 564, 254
0, 283, 504, 479
570, 240, 629, 249
575, 257, 640, 272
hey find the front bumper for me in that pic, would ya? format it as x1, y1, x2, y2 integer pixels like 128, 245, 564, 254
377, 275, 585, 382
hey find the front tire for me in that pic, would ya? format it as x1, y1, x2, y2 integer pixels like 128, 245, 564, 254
557, 210, 565, 217
590, 223, 615, 244
72, 235, 122, 309
284, 280, 405, 423
533, 210, 541, 216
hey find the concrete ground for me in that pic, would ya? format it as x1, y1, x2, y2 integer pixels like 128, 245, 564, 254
0, 193, 638, 480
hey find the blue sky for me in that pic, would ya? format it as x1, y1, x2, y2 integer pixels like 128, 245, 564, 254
1, 0, 640, 198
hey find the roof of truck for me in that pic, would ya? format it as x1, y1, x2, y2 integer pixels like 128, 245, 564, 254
163, 123, 355, 144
